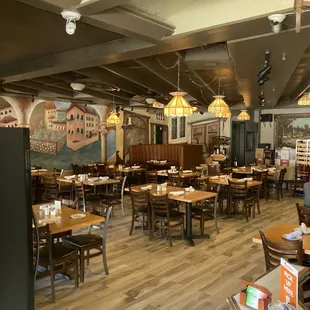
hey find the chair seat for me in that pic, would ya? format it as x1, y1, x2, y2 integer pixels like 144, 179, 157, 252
63, 234, 102, 247
39, 244, 78, 260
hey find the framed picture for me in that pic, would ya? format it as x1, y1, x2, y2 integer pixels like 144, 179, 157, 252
246, 132, 254, 151
274, 113, 310, 148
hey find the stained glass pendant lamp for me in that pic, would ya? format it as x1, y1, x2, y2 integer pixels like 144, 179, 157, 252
107, 96, 121, 124
297, 92, 310, 105
164, 58, 194, 117
237, 110, 250, 121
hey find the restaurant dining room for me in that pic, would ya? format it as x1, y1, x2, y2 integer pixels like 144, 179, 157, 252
3, 1, 310, 310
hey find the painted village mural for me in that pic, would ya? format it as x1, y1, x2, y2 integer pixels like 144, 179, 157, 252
0, 98, 116, 170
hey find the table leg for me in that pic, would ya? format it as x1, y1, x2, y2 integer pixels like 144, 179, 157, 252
185, 202, 210, 246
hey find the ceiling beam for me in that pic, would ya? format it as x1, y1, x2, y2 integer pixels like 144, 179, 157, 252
81, 7, 175, 42
101, 64, 172, 96
81, 88, 128, 105
74, 67, 147, 96
48, 73, 130, 104
11, 80, 74, 97
18, 0, 174, 42
291, 74, 310, 100
134, 56, 207, 104
3, 12, 310, 84
76, 0, 134, 15
2, 84, 39, 96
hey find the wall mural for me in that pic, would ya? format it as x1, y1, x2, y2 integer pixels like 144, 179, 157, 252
29, 101, 103, 170
123, 111, 149, 159
274, 113, 310, 148
0, 98, 18, 127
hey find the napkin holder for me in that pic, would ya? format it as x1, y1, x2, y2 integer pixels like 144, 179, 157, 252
239, 280, 272, 310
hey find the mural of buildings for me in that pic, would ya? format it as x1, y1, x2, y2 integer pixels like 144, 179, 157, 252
0, 115, 18, 127
66, 103, 100, 151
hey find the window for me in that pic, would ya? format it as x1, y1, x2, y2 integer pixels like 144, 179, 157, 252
5, 111, 7, 114
81, 115, 84, 120
81, 129, 84, 134
77, 128, 80, 133
68, 129, 70, 133
77, 114, 80, 120
180, 116, 186, 138
171, 117, 178, 140
9, 110, 11, 113
70, 114, 73, 120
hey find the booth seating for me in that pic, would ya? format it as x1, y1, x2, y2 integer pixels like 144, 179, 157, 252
128, 144, 203, 170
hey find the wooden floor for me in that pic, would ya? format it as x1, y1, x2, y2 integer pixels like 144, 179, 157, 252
35, 192, 303, 310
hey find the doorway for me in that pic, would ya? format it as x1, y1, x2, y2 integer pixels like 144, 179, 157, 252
151, 124, 168, 144
231, 121, 245, 166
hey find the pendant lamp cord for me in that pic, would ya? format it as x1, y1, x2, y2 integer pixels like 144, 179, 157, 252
217, 70, 221, 95
177, 57, 180, 91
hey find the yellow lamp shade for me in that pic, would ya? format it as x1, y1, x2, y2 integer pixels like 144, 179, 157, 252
237, 110, 250, 121
216, 109, 231, 118
107, 111, 120, 124
164, 91, 194, 117
208, 95, 229, 114
298, 93, 310, 105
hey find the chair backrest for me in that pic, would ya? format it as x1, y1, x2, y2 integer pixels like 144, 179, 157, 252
106, 166, 116, 178
228, 179, 248, 197
72, 180, 86, 212
208, 165, 220, 176
296, 203, 310, 226
102, 206, 113, 246
252, 170, 263, 181
72, 164, 85, 174
149, 194, 169, 217
278, 168, 287, 186
84, 164, 96, 176
167, 171, 180, 186
194, 179, 207, 191
61, 198, 79, 210
259, 230, 303, 271
129, 189, 149, 212
304, 182, 310, 207
43, 175, 58, 201
146, 171, 157, 184
96, 163, 106, 176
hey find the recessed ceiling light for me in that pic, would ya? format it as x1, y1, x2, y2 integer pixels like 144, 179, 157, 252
70, 83, 85, 91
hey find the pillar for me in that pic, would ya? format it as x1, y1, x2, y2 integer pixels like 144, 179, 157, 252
100, 122, 108, 163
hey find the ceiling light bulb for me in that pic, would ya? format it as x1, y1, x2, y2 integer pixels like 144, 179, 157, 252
66, 20, 76, 35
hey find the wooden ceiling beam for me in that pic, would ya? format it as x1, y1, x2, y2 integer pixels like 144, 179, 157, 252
2, 84, 39, 96
75, 0, 132, 15
12, 80, 73, 97
101, 64, 172, 97
73, 67, 147, 96
82, 88, 128, 105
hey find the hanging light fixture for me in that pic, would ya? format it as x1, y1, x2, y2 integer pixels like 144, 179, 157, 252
216, 109, 231, 118
107, 96, 121, 124
298, 92, 310, 105
164, 58, 194, 117
208, 72, 230, 114
237, 110, 250, 121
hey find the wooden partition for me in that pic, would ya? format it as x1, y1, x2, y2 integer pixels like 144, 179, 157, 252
129, 144, 203, 169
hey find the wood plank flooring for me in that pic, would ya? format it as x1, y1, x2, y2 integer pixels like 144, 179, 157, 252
35, 193, 303, 310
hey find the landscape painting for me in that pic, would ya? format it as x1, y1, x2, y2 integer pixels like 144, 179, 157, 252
274, 113, 310, 148
29, 100, 102, 170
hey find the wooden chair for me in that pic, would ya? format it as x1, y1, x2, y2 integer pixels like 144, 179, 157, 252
34, 224, 79, 302
267, 168, 287, 201
208, 164, 220, 176
100, 176, 127, 216
62, 207, 112, 283
72, 163, 85, 175
167, 170, 181, 187
42, 176, 59, 202
146, 171, 157, 184
294, 165, 310, 197
228, 180, 256, 222
129, 189, 150, 239
192, 184, 220, 234
259, 230, 303, 272
296, 203, 310, 226
83, 164, 96, 177
96, 163, 106, 177
149, 194, 184, 246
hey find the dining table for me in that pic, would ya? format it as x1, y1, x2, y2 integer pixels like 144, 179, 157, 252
130, 183, 216, 246
206, 176, 263, 188
57, 176, 120, 186
31, 169, 58, 177
156, 170, 201, 179
252, 223, 310, 255
232, 167, 279, 176
33, 204, 104, 235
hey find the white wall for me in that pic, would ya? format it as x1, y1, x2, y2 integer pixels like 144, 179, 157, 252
260, 107, 310, 148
